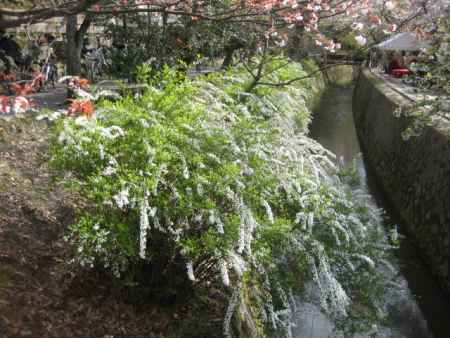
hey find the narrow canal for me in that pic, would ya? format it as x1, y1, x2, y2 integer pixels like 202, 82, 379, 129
294, 83, 450, 337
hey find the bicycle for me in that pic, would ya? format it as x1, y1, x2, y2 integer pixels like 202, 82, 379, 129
37, 40, 58, 91
85, 47, 107, 82
40, 56, 57, 90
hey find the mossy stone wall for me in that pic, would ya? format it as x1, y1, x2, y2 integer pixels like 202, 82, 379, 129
353, 68, 450, 299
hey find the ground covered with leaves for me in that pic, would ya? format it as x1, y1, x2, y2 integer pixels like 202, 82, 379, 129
0, 115, 225, 338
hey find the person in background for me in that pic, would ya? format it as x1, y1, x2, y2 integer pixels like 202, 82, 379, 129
400, 51, 407, 67
382, 51, 391, 73
389, 52, 404, 73
404, 52, 416, 67
44, 33, 55, 45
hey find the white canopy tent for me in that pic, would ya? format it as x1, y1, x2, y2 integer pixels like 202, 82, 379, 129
375, 32, 430, 51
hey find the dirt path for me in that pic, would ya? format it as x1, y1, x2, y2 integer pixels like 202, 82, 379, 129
28, 86, 68, 110
0, 106, 223, 337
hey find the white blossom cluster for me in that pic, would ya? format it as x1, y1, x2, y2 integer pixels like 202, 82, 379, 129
53, 60, 386, 337
199, 65, 386, 335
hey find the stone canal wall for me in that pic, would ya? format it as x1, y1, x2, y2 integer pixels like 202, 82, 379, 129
353, 68, 450, 299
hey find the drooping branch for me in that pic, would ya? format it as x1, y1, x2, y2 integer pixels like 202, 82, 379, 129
257, 61, 360, 88
244, 49, 268, 93
396, 0, 431, 30
0, 0, 99, 29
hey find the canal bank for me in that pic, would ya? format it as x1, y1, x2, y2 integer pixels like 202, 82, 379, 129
305, 83, 450, 337
353, 69, 450, 300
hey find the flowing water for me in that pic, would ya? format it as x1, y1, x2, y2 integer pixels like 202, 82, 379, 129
292, 85, 450, 338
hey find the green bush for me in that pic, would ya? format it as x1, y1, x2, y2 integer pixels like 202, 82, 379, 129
50, 58, 387, 336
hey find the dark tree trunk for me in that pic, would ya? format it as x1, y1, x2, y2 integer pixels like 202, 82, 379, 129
65, 14, 91, 76
221, 50, 234, 70
159, 11, 169, 66
221, 36, 246, 70
66, 15, 81, 75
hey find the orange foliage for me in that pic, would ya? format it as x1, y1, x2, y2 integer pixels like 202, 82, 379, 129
31, 73, 44, 92
78, 78, 90, 89
0, 71, 16, 82
0, 95, 9, 113
7, 70, 46, 96
68, 99, 94, 117
9, 82, 36, 96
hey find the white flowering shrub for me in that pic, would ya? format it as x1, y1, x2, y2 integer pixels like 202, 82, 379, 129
50, 58, 387, 336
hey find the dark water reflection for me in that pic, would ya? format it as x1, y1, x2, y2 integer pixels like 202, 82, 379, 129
307, 85, 450, 338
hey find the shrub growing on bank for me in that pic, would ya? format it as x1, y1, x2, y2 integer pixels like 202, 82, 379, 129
50, 57, 388, 337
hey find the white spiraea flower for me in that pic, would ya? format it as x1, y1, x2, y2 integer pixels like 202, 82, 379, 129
354, 253, 376, 269
139, 194, 150, 259
310, 254, 350, 317
98, 144, 105, 160
99, 126, 125, 139
219, 259, 230, 287
113, 188, 129, 209
228, 251, 247, 277
261, 199, 274, 224
102, 166, 116, 176
186, 261, 196, 281
223, 286, 240, 338
355, 34, 367, 46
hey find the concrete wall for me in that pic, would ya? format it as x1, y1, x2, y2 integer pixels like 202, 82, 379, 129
353, 68, 450, 299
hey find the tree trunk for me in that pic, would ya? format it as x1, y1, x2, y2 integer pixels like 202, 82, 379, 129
221, 49, 234, 70
66, 16, 81, 75
221, 36, 246, 70
65, 14, 91, 76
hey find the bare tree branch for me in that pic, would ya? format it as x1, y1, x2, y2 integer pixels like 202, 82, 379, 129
257, 62, 360, 87
0, 0, 99, 29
